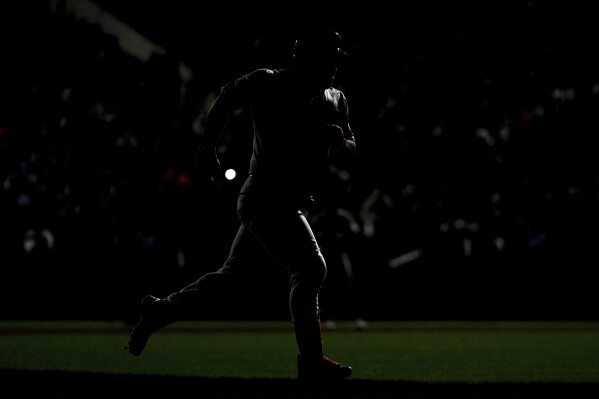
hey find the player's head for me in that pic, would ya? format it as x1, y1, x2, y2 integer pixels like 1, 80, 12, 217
292, 27, 348, 88
292, 27, 348, 64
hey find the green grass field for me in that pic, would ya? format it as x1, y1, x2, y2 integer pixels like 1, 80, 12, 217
2, 320, 599, 398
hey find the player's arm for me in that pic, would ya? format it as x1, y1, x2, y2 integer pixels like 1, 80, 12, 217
193, 93, 228, 181
327, 90, 356, 160
340, 123, 356, 155
194, 69, 271, 180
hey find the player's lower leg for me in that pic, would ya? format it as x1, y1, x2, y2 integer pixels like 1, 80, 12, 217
126, 295, 174, 356
294, 316, 352, 380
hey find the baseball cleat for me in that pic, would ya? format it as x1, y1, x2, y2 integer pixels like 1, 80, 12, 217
297, 354, 352, 381
126, 295, 162, 356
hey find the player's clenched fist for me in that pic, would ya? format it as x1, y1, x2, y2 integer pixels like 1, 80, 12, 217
320, 124, 345, 148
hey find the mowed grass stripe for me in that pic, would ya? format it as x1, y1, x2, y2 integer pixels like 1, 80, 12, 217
1, 321, 599, 382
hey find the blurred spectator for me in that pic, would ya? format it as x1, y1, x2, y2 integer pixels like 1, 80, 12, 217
310, 166, 367, 331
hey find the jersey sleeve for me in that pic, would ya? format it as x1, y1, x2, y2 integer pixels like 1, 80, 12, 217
216, 68, 275, 110
200, 68, 275, 147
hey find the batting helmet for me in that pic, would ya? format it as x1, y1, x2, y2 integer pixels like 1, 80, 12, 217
292, 27, 348, 62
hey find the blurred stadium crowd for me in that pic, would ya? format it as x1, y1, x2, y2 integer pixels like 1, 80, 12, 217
1, 2, 598, 321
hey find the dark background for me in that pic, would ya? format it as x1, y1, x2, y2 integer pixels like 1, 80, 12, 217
1, 1, 598, 322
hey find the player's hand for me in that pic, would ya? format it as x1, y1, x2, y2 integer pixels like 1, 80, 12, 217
320, 124, 345, 148
193, 145, 222, 182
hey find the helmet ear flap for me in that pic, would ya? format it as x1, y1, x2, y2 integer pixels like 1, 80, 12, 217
292, 39, 310, 66
292, 39, 303, 60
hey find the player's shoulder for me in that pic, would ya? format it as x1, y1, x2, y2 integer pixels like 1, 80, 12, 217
324, 87, 347, 105
246, 68, 282, 80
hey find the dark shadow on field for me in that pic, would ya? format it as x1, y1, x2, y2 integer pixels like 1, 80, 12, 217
2, 369, 598, 399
